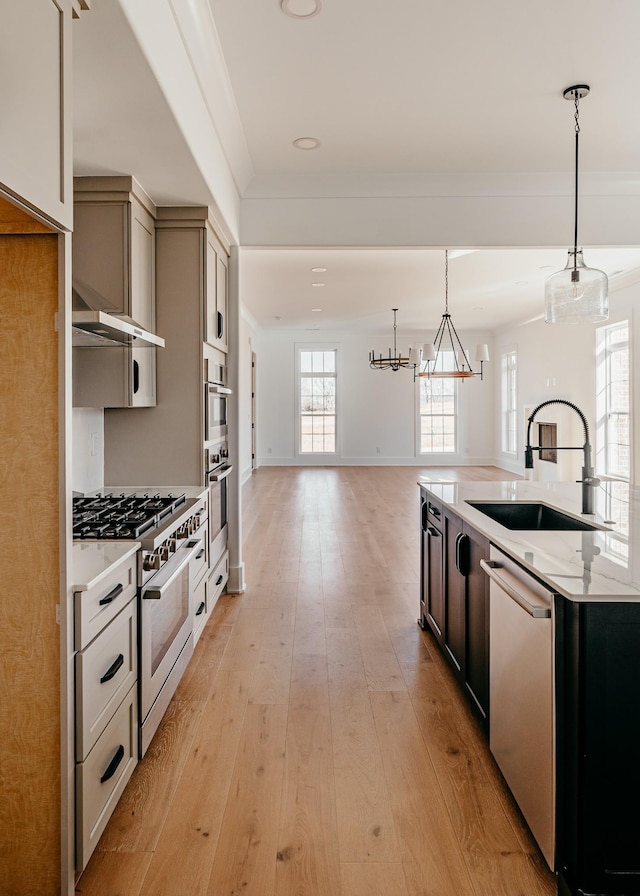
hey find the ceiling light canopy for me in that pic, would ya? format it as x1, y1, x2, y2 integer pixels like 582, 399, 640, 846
419, 250, 489, 380
293, 136, 320, 150
545, 85, 608, 324
369, 308, 420, 372
280, 0, 322, 18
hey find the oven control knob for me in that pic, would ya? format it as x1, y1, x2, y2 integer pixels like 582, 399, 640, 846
177, 523, 189, 539
159, 545, 170, 561
193, 514, 201, 530
212, 453, 221, 464
167, 537, 177, 553
221, 447, 228, 458
143, 552, 161, 571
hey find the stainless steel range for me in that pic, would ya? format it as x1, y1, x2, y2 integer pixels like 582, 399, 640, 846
73, 489, 208, 756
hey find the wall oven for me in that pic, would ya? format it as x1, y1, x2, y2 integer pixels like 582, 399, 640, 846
205, 440, 232, 567
205, 381, 231, 442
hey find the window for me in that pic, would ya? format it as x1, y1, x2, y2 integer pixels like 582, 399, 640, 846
501, 350, 517, 455
596, 321, 630, 479
419, 351, 457, 453
299, 349, 336, 453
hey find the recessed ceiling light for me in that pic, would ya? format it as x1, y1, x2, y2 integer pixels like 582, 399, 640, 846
311, 282, 325, 287
280, 0, 322, 19
311, 267, 327, 273
312, 308, 322, 312
293, 136, 320, 150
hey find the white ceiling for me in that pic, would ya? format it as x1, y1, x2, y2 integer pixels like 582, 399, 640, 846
72, 0, 640, 333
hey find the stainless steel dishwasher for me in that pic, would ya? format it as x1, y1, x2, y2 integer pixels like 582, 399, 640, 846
481, 546, 556, 870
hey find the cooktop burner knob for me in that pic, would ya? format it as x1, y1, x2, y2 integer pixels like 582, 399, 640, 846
143, 552, 161, 571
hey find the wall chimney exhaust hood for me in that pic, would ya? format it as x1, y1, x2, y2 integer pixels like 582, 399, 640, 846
72, 280, 165, 348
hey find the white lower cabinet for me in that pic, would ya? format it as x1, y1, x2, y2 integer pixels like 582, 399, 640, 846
193, 549, 228, 646
74, 549, 139, 871
75, 685, 138, 869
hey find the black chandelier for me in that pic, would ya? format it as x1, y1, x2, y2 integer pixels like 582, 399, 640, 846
418, 250, 489, 380
369, 308, 420, 372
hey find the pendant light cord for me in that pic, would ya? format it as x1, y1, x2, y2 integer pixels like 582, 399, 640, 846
444, 249, 449, 314
573, 92, 580, 265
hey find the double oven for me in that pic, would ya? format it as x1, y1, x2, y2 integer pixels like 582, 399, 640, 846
204, 363, 233, 568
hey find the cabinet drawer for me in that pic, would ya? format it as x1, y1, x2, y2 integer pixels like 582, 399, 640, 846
209, 550, 229, 606
76, 684, 138, 870
75, 554, 137, 650
75, 599, 137, 760
190, 520, 209, 588
193, 574, 208, 645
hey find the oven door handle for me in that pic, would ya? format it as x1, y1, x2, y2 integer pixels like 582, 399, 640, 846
208, 464, 233, 483
207, 383, 232, 396
142, 540, 202, 600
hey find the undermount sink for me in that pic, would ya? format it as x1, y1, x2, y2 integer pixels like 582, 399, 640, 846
466, 501, 602, 532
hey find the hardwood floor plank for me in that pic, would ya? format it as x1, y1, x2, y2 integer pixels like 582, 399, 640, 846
205, 703, 288, 896
354, 606, 406, 691
329, 674, 400, 862
340, 861, 409, 896
248, 608, 295, 705
370, 690, 477, 896
275, 691, 341, 895
74, 852, 152, 895
138, 669, 253, 896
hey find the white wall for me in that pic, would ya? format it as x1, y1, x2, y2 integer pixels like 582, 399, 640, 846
250, 326, 494, 467
72, 407, 104, 494
494, 279, 639, 484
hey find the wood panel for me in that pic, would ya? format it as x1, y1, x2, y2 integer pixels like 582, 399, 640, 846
0, 228, 61, 892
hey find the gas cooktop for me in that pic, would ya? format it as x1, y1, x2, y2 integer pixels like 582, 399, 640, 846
73, 493, 187, 540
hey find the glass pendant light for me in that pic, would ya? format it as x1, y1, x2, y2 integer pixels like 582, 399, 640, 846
545, 85, 608, 324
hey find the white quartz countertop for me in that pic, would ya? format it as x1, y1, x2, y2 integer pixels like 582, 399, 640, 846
72, 541, 140, 592
418, 478, 640, 602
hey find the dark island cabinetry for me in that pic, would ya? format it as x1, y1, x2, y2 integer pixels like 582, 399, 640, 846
419, 486, 489, 732
555, 597, 640, 896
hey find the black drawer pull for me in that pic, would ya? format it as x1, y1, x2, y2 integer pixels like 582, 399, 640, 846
100, 654, 124, 684
100, 744, 125, 784
196, 549, 205, 560
215, 574, 224, 586
428, 503, 441, 518
196, 601, 206, 616
99, 583, 123, 606
427, 526, 441, 538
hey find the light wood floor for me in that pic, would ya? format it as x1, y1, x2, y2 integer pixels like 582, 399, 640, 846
75, 465, 556, 896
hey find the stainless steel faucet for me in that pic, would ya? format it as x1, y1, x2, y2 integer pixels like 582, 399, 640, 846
524, 399, 600, 515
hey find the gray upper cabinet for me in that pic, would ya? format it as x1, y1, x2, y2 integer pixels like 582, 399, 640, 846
205, 229, 229, 353
72, 176, 158, 408
0, 0, 74, 229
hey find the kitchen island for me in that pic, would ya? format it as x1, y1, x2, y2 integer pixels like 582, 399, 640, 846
418, 477, 640, 896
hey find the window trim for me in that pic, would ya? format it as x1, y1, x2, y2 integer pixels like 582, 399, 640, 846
595, 317, 631, 481
417, 352, 459, 455
501, 348, 518, 457
295, 342, 339, 458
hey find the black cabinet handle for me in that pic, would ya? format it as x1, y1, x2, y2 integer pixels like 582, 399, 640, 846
421, 500, 429, 532
455, 533, 470, 576
196, 601, 206, 616
427, 526, 441, 538
215, 574, 224, 586
196, 549, 205, 560
100, 654, 124, 684
100, 744, 125, 784
133, 359, 140, 394
99, 583, 123, 606
428, 502, 441, 519
217, 311, 224, 339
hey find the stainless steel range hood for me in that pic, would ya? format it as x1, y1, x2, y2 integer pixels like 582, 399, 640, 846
72, 281, 165, 348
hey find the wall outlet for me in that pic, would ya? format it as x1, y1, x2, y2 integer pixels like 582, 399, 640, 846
376, 446, 381, 454
267, 447, 272, 454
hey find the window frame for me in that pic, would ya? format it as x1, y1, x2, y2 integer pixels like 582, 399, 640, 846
595, 318, 631, 482
501, 348, 518, 457
417, 350, 459, 455
295, 343, 339, 458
